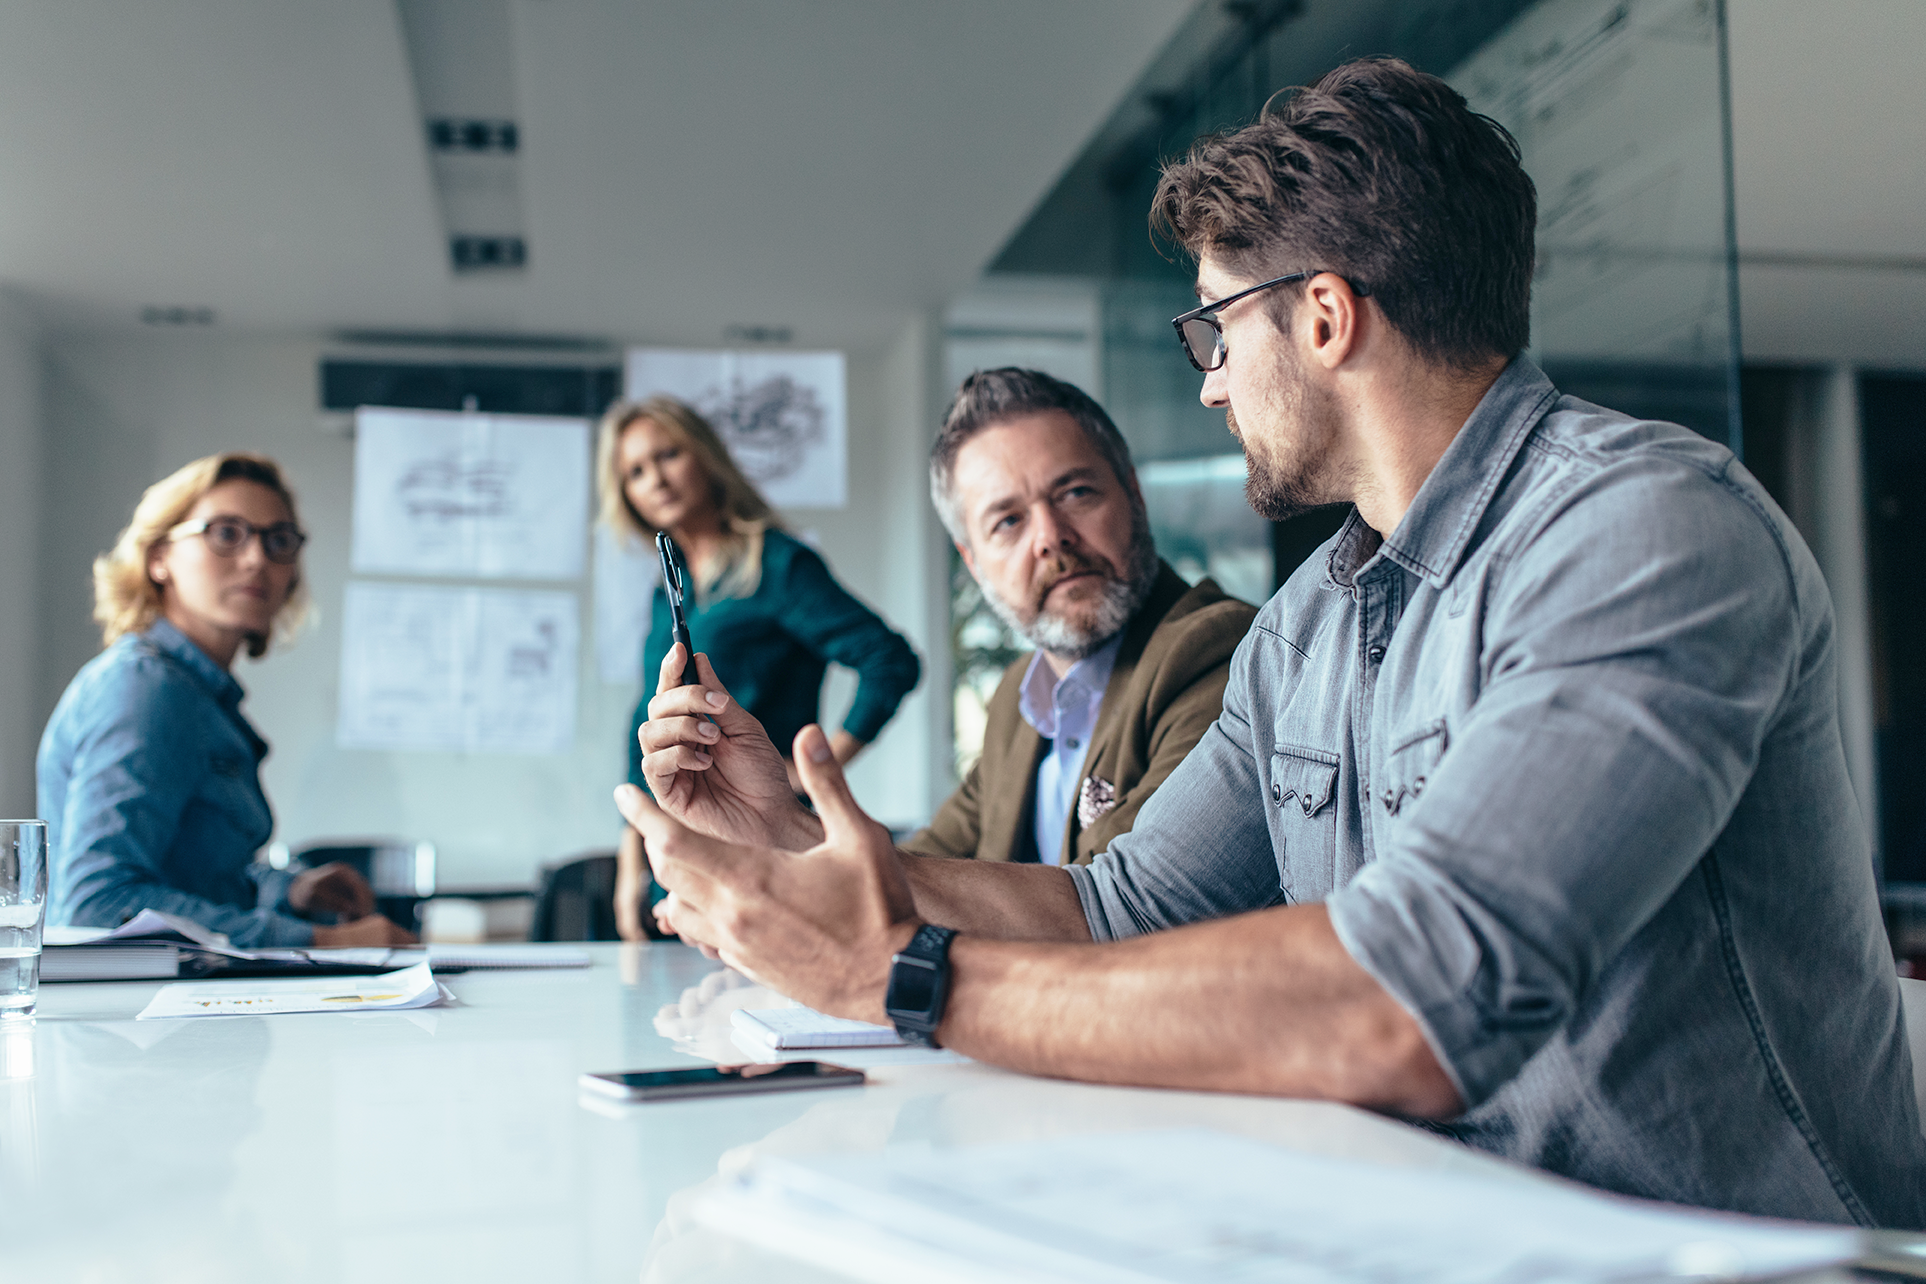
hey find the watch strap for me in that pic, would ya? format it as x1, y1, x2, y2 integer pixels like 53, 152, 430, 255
885, 924, 957, 1048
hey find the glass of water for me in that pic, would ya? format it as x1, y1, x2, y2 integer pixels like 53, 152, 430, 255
0, 820, 49, 1020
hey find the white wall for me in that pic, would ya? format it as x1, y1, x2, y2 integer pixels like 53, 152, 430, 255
33, 324, 944, 886
0, 291, 41, 817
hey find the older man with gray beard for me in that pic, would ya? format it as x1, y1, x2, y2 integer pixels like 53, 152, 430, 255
636, 366, 1255, 872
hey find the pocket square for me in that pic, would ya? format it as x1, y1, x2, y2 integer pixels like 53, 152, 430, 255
1078, 775, 1118, 829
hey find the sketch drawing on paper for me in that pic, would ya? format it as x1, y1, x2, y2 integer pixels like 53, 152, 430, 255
351, 407, 590, 580
337, 582, 579, 755
396, 453, 515, 521
700, 372, 827, 487
506, 620, 558, 679
625, 349, 848, 509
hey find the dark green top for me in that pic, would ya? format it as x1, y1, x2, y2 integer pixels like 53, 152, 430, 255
628, 528, 920, 788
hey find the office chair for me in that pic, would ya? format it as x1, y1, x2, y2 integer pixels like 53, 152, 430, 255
289, 838, 436, 933
530, 850, 622, 942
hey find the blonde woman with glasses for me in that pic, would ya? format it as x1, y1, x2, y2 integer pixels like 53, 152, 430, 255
37, 452, 416, 948
597, 397, 921, 941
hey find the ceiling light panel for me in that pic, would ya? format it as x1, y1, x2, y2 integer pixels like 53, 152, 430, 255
397, 0, 528, 273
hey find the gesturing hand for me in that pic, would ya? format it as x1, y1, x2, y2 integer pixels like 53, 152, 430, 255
615, 723, 920, 1024
638, 645, 822, 850
287, 861, 377, 920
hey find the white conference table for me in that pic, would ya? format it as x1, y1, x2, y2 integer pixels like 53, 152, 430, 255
0, 941, 1828, 1283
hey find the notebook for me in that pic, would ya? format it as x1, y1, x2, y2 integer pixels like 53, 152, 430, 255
731, 1005, 905, 1050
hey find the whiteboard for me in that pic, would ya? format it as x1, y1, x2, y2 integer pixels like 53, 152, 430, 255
351, 407, 590, 580
624, 348, 847, 509
336, 582, 579, 755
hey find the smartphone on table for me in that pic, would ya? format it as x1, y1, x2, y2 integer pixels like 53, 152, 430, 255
580, 1061, 866, 1102
655, 531, 700, 687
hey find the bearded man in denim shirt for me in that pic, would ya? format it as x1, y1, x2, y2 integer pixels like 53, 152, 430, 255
621, 57, 1925, 1226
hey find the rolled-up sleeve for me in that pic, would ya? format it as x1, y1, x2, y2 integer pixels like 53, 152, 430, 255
1327, 459, 1801, 1107
1069, 635, 1283, 939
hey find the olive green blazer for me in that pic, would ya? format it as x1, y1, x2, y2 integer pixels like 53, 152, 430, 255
903, 564, 1256, 866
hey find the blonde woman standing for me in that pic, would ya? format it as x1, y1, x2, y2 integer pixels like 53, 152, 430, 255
597, 397, 920, 940
38, 453, 416, 948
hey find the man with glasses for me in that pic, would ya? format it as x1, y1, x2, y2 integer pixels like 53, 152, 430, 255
637, 366, 1255, 879
621, 57, 1924, 1225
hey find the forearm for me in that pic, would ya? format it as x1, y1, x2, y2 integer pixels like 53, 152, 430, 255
900, 853, 1090, 941
63, 857, 314, 947
932, 904, 1461, 1117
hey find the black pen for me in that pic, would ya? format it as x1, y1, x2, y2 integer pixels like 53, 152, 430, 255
655, 531, 700, 687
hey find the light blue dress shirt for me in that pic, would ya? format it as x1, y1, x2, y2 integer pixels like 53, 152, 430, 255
1068, 359, 1925, 1226
1018, 634, 1121, 865
37, 618, 310, 947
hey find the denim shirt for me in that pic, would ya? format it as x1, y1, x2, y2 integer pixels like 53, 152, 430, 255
38, 618, 309, 947
1070, 359, 1926, 1227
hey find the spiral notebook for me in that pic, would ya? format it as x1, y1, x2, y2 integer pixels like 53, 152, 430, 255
731, 1005, 905, 1051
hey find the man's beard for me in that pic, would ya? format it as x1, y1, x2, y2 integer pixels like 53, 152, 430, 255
982, 510, 1160, 662
1230, 349, 1347, 522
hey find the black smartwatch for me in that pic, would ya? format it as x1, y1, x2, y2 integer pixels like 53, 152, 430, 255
884, 924, 957, 1048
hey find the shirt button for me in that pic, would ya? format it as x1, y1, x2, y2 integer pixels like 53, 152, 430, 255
1271, 782, 1283, 804
1367, 645, 1386, 663
1066, 739, 1080, 750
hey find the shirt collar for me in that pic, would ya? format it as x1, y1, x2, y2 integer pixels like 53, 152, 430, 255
1017, 631, 1124, 739
141, 617, 246, 709
1331, 357, 1560, 590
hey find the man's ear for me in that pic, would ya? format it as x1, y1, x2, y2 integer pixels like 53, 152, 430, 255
1303, 272, 1365, 371
955, 540, 976, 578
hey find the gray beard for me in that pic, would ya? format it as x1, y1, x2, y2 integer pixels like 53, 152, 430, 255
982, 514, 1160, 662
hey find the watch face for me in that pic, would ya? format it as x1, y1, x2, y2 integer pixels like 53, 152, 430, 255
888, 959, 939, 1013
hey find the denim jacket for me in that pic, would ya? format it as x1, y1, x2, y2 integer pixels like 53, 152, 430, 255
38, 618, 310, 947
1072, 359, 1926, 1227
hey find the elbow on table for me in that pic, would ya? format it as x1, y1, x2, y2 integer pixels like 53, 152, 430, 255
1334, 1000, 1466, 1120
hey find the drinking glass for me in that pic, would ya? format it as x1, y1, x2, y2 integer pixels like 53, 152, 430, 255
0, 820, 49, 1020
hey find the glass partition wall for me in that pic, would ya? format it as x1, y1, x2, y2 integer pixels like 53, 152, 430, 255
945, 0, 1740, 773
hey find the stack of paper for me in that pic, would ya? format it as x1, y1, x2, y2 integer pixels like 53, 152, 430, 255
692, 1128, 1866, 1284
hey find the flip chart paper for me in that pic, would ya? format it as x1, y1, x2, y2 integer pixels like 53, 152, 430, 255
624, 348, 847, 509
337, 582, 579, 754
351, 407, 590, 580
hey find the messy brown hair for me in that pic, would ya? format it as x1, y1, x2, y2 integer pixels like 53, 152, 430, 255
1152, 57, 1536, 368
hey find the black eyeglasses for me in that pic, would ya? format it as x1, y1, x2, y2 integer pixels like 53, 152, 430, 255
168, 516, 307, 565
1170, 270, 1368, 372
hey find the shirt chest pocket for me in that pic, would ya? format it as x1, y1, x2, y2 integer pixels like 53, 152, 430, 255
1379, 719, 1448, 817
1267, 744, 1339, 900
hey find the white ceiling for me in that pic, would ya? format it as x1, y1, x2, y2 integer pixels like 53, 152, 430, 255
0, 0, 1195, 350
1727, 0, 1926, 365
0, 1, 1916, 367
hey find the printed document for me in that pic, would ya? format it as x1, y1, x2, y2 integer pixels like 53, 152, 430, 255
137, 961, 451, 1020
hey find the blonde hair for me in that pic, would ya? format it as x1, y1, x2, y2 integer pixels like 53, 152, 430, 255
93, 452, 312, 661
594, 395, 778, 602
